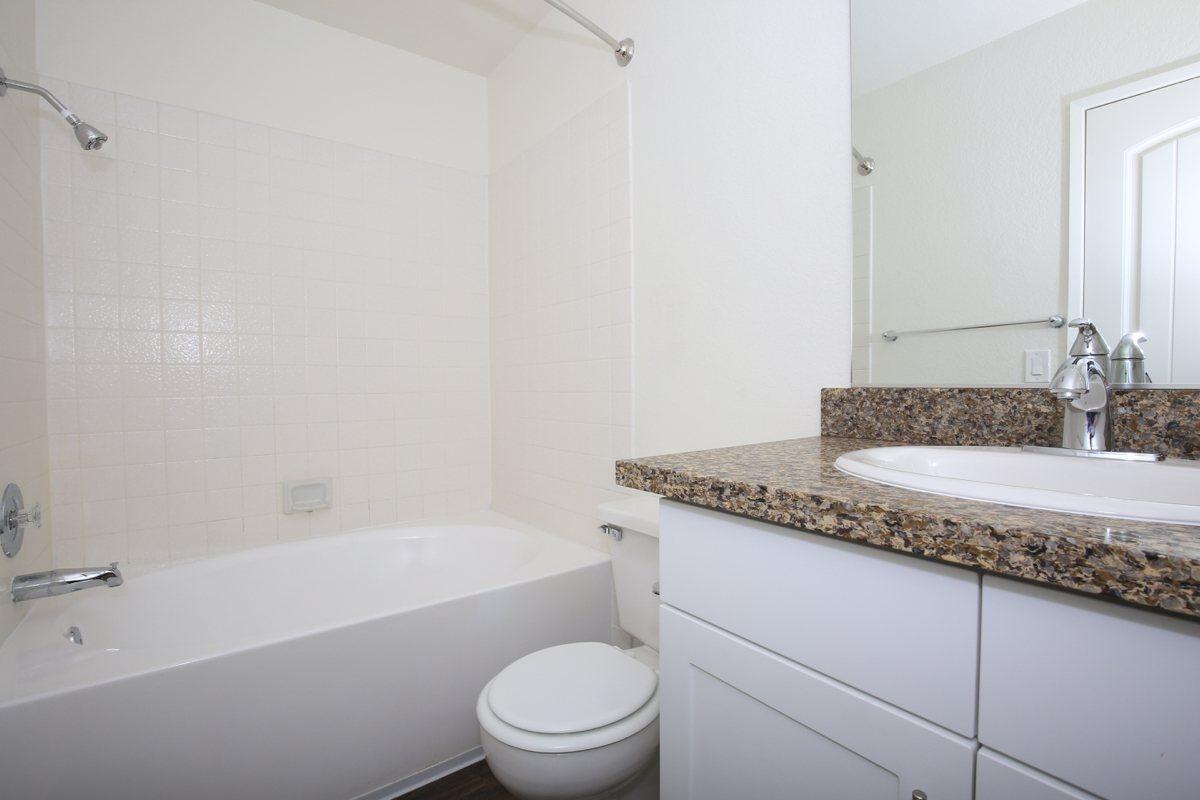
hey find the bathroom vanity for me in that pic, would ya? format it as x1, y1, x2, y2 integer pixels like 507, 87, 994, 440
618, 432, 1200, 800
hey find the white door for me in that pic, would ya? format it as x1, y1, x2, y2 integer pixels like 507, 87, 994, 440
1084, 74, 1200, 382
976, 750, 1099, 800
658, 606, 976, 800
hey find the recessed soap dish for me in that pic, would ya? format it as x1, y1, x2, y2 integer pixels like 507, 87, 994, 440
282, 478, 332, 514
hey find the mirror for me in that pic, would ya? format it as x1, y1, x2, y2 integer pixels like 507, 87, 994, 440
851, 0, 1200, 386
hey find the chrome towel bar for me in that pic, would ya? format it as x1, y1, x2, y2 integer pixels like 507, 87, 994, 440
881, 315, 1066, 343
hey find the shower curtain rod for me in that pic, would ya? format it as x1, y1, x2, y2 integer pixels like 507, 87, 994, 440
852, 147, 875, 176
541, 0, 634, 66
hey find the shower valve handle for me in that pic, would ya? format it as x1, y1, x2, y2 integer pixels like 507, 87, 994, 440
9, 503, 42, 531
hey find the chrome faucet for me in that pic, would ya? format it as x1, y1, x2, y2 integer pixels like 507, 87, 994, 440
11, 562, 123, 603
1048, 319, 1112, 452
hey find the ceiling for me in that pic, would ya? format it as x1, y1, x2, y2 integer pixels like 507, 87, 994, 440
253, 0, 551, 76
852, 0, 1092, 95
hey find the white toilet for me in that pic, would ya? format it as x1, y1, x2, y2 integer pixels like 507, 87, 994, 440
477, 496, 661, 800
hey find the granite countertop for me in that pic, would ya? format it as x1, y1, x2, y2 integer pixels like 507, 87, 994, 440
616, 436, 1200, 619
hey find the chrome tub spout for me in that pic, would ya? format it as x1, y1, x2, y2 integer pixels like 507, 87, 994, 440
11, 562, 123, 603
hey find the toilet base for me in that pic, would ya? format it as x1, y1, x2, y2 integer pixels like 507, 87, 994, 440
480, 721, 659, 800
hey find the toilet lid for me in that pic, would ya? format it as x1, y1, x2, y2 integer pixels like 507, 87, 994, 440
487, 642, 658, 735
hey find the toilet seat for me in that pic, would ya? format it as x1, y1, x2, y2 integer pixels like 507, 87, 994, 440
478, 643, 659, 754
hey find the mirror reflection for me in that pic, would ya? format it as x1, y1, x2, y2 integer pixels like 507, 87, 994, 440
851, 0, 1200, 386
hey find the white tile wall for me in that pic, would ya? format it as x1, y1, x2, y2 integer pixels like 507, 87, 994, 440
489, 85, 634, 551
0, 0, 50, 640
41, 81, 490, 568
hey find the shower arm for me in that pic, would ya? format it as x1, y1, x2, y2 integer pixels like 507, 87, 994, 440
541, 0, 634, 66
0, 68, 80, 123
0, 66, 108, 150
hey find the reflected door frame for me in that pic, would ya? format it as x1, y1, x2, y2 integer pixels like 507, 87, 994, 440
1067, 59, 1200, 324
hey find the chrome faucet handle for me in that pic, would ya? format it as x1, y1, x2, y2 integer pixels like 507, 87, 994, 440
10, 502, 41, 530
2, 483, 39, 557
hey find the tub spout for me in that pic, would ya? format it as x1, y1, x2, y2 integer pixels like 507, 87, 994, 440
11, 562, 123, 603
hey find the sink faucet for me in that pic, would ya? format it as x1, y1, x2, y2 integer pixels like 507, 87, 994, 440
1049, 319, 1112, 452
11, 562, 123, 603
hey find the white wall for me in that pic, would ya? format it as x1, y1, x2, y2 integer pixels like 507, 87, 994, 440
855, 0, 1200, 385
38, 82, 490, 568
490, 85, 633, 551
490, 0, 853, 457
19, 0, 856, 568
0, 0, 50, 639
28, 0, 493, 569
35, 0, 487, 173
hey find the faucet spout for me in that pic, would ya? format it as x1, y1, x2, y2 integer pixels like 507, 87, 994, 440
11, 562, 123, 603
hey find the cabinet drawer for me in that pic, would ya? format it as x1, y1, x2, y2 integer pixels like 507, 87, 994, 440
659, 606, 976, 800
980, 576, 1200, 800
660, 501, 980, 735
976, 749, 1099, 800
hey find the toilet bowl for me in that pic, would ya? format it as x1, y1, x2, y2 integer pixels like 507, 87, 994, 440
478, 496, 661, 800
478, 643, 659, 800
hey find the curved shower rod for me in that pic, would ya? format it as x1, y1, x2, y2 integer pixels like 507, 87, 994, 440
541, 0, 634, 66
852, 147, 875, 176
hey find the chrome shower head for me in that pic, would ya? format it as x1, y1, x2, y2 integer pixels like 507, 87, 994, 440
0, 66, 109, 152
71, 119, 108, 151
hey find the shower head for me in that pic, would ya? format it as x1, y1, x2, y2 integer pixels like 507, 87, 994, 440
0, 67, 109, 152
70, 119, 108, 151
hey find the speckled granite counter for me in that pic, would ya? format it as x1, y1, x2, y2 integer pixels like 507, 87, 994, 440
616, 437, 1200, 619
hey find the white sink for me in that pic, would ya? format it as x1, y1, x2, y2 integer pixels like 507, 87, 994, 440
835, 446, 1200, 526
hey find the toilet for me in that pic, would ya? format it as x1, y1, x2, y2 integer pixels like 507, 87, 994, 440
477, 496, 661, 800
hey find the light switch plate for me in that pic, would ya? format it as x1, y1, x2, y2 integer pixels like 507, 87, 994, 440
1024, 349, 1052, 383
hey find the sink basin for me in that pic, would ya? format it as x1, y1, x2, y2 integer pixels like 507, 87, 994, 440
835, 446, 1200, 526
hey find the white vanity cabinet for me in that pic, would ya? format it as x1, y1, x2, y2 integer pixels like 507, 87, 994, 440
658, 500, 1200, 800
975, 750, 1099, 800
659, 501, 980, 736
979, 576, 1200, 800
659, 606, 977, 800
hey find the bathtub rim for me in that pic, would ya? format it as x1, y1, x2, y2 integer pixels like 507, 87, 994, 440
0, 511, 612, 710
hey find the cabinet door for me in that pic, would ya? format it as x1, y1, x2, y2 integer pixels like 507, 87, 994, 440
976, 749, 1099, 800
980, 576, 1200, 800
659, 606, 975, 800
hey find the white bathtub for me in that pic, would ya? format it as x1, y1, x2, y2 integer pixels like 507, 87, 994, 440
0, 513, 613, 800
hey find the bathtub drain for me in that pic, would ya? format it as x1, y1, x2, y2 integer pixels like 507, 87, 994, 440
64, 625, 83, 646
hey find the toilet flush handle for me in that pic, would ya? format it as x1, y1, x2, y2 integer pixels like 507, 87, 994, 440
651, 581, 660, 596
599, 524, 623, 541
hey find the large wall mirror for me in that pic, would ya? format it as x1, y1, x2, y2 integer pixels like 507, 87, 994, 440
851, 0, 1200, 386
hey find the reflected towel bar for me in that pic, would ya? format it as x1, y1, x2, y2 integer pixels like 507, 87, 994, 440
881, 315, 1066, 342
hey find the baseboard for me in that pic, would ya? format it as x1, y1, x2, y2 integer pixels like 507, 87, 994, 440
352, 747, 486, 800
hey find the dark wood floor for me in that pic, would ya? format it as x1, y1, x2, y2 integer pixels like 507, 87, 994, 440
403, 760, 517, 800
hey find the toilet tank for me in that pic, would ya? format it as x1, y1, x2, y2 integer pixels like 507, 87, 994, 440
599, 495, 661, 650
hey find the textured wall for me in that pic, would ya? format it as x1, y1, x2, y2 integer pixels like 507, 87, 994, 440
41, 81, 489, 568
491, 0, 853, 459
855, 0, 1200, 385
490, 86, 633, 551
0, 0, 50, 639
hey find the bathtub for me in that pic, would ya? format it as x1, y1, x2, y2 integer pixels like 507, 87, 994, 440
0, 513, 613, 800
